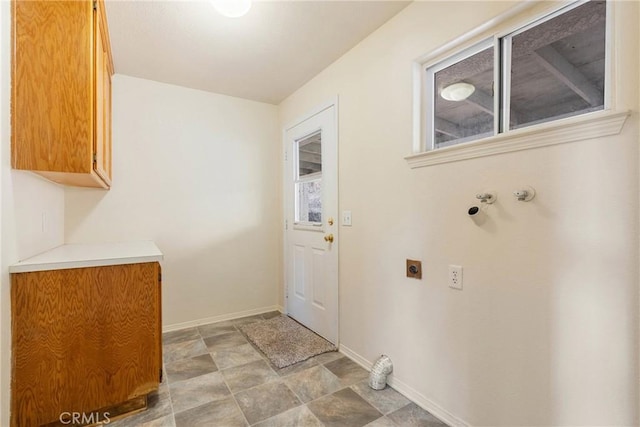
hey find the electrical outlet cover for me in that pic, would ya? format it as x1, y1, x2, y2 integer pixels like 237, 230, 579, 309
448, 265, 463, 290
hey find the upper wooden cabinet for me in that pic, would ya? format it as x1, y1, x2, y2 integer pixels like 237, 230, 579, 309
12, 0, 114, 189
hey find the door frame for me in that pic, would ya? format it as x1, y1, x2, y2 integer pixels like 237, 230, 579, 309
282, 96, 339, 345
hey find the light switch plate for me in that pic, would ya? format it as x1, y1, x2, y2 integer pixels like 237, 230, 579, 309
342, 210, 352, 226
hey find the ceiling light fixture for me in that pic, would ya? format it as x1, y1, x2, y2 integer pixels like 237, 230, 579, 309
440, 82, 475, 101
211, 0, 252, 18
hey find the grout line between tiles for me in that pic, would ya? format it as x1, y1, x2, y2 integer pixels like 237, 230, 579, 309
215, 353, 252, 427
163, 366, 178, 427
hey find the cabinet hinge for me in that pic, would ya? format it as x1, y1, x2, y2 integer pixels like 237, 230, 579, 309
93, 153, 97, 164
158, 270, 162, 282
159, 369, 163, 383
285, 219, 288, 230
93, 1, 97, 10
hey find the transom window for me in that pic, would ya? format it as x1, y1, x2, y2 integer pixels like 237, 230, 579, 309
425, 0, 607, 150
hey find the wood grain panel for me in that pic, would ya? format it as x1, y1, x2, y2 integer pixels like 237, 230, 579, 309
11, 263, 161, 427
12, 0, 94, 174
93, 0, 113, 186
158, 265, 163, 382
11, 0, 113, 189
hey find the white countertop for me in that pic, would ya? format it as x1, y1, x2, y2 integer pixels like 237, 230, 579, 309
9, 241, 164, 273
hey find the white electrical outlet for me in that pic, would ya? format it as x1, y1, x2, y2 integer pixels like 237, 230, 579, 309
449, 265, 463, 290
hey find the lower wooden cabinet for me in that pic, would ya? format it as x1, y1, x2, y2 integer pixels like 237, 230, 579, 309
11, 262, 162, 427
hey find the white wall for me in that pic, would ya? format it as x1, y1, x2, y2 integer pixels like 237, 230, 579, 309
279, 1, 640, 425
65, 75, 281, 327
0, 1, 66, 425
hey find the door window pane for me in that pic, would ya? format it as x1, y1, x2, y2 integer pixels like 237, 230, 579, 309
508, 1, 606, 129
296, 179, 322, 223
433, 44, 494, 148
294, 131, 322, 224
298, 131, 322, 178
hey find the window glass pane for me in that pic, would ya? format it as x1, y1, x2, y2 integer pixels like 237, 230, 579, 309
296, 179, 322, 223
298, 132, 322, 177
294, 131, 322, 224
509, 1, 606, 130
433, 45, 494, 148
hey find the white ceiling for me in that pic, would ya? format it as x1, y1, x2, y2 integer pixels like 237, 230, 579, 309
105, 1, 411, 104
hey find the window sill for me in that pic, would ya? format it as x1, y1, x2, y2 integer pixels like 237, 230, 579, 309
405, 110, 631, 169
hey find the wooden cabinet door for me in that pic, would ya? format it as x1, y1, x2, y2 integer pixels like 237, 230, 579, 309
12, 1, 94, 174
94, 1, 112, 186
11, 263, 161, 427
12, 0, 113, 189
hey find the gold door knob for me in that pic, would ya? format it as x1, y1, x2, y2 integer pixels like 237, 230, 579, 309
324, 234, 334, 243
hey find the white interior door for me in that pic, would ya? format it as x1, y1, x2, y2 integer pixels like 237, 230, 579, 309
284, 102, 338, 344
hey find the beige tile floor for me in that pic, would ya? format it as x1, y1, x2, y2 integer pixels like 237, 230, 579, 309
109, 312, 447, 427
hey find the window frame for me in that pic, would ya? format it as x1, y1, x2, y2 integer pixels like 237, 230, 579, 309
425, 37, 498, 150
500, 0, 609, 132
410, 0, 625, 168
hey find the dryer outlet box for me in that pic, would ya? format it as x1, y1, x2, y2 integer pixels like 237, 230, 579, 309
406, 259, 422, 279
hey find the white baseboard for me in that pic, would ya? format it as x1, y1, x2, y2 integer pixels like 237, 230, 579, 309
387, 375, 469, 427
162, 305, 282, 333
339, 344, 470, 427
338, 344, 373, 370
